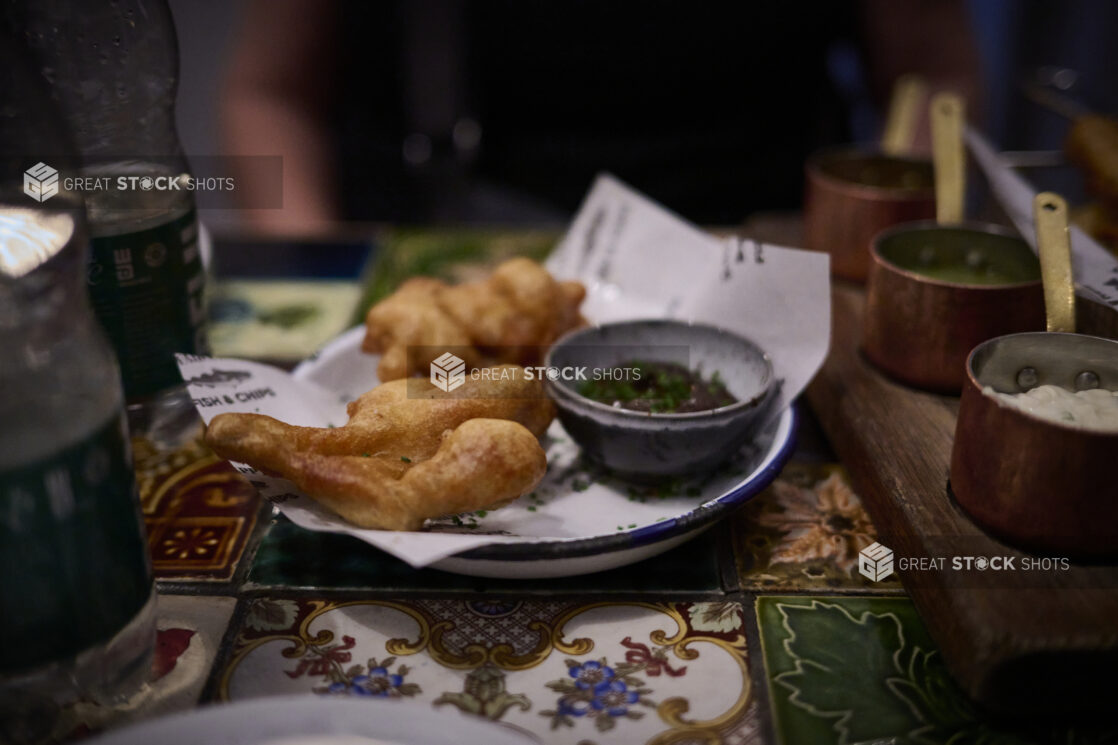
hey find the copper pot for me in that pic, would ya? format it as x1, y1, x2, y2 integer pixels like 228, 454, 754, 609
950, 332, 1118, 558
863, 221, 1045, 392
803, 147, 935, 282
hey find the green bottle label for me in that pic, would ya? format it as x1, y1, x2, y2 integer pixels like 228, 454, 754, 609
87, 209, 208, 400
0, 413, 152, 673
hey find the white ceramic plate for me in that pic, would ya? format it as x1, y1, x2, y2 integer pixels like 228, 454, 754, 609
87, 695, 539, 745
292, 326, 797, 578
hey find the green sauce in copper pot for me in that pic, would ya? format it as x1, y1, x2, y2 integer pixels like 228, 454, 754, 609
879, 226, 1041, 286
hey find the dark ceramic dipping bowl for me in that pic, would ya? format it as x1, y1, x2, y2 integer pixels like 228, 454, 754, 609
863, 221, 1045, 393
544, 319, 774, 481
804, 147, 936, 282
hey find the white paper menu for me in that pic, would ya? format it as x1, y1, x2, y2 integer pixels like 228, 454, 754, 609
179, 174, 831, 568
547, 174, 831, 424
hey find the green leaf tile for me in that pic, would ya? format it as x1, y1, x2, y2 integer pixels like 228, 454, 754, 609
755, 595, 1118, 745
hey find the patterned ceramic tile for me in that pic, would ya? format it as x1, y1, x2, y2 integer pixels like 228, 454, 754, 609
216, 598, 761, 744
756, 596, 1118, 745
731, 463, 902, 592
48, 593, 236, 742
208, 279, 364, 363
134, 426, 263, 582
245, 515, 726, 594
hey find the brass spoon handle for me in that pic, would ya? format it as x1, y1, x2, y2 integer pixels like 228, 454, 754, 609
931, 92, 966, 225
881, 74, 927, 156
1033, 191, 1076, 333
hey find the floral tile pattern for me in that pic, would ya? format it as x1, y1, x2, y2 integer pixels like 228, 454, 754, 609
245, 516, 726, 594
756, 596, 1117, 745
731, 463, 902, 592
134, 426, 263, 582
216, 598, 761, 744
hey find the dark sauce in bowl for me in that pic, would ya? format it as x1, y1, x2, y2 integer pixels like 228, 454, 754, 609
577, 360, 737, 414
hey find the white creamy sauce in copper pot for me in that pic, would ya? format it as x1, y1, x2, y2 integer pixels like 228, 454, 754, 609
984, 384, 1118, 432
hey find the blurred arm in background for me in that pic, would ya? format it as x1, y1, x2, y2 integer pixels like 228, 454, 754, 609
220, 0, 983, 233
220, 0, 340, 236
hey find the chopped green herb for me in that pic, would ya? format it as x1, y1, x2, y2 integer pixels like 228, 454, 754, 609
400, 456, 412, 463
527, 506, 537, 512
362, 452, 370, 457
577, 360, 736, 414
654, 478, 685, 499
475, 510, 488, 518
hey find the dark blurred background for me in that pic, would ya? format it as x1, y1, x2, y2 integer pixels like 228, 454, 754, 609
169, 0, 1116, 234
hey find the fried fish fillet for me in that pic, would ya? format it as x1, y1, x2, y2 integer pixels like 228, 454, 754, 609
361, 258, 586, 381
204, 365, 553, 530
361, 277, 481, 382
440, 257, 587, 364
1066, 115, 1118, 210
211, 418, 545, 530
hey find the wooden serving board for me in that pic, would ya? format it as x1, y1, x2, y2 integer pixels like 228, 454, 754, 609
806, 282, 1118, 716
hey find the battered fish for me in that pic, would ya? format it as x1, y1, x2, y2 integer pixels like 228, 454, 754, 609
204, 365, 553, 530
361, 277, 480, 382
361, 258, 586, 380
